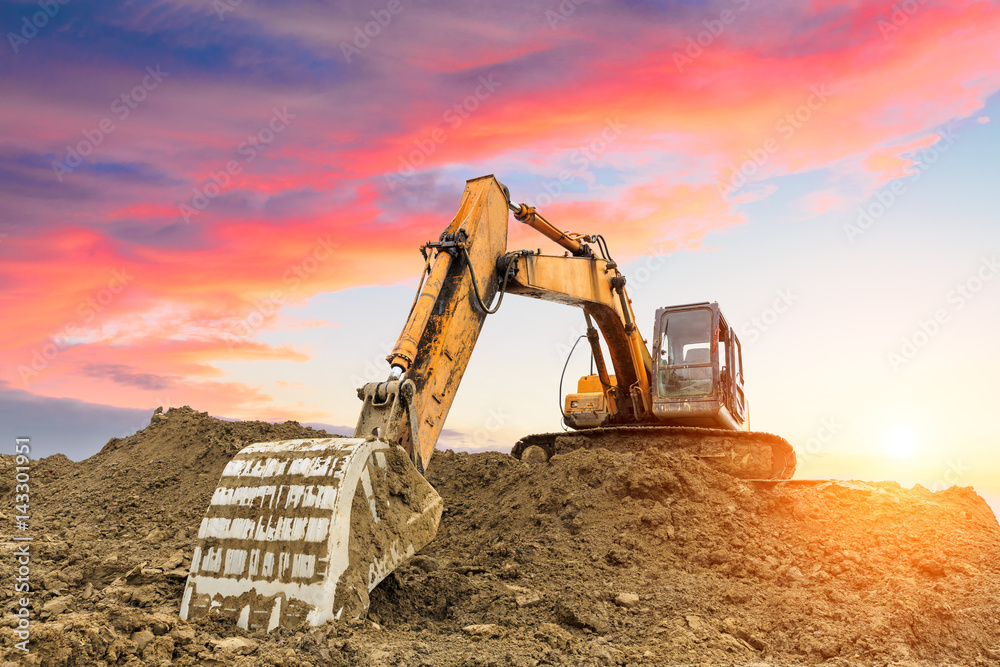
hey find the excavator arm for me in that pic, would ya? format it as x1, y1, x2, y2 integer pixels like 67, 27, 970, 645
359, 175, 653, 473
181, 174, 653, 630
505, 251, 654, 424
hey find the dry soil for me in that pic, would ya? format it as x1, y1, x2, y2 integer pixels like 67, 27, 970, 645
1, 407, 998, 666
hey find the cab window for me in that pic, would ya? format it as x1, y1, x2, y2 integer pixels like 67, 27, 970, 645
657, 308, 713, 398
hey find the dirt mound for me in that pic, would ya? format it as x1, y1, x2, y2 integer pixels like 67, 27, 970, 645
21, 406, 334, 540
1, 409, 999, 666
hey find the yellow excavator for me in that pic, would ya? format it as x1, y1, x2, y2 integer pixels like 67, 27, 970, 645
180, 175, 795, 631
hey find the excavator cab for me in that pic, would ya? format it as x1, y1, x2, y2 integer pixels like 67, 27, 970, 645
564, 301, 748, 432
651, 301, 747, 430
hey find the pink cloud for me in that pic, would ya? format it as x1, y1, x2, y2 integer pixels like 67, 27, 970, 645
4, 0, 1000, 422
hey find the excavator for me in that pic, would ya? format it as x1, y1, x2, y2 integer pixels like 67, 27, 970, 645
180, 175, 796, 631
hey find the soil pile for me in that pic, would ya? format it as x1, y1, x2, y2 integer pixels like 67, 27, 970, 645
20, 406, 335, 539
1, 407, 999, 666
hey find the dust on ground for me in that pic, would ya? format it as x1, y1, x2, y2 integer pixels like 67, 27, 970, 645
1, 406, 998, 666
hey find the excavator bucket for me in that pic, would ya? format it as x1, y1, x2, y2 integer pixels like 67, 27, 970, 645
179, 436, 442, 630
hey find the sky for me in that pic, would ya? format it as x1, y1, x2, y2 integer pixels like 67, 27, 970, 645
2, 0, 998, 515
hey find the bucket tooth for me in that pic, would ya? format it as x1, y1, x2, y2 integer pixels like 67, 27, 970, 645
180, 437, 442, 630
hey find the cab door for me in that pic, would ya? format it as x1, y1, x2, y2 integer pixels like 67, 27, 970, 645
732, 334, 747, 423
717, 315, 747, 426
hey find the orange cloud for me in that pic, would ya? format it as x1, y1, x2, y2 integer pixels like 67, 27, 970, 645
4, 0, 1000, 425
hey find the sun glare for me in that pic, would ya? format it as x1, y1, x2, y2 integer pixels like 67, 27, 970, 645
885, 426, 918, 459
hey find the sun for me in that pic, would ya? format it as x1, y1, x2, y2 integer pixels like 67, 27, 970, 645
885, 426, 918, 459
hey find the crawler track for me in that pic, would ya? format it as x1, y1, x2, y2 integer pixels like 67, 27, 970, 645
511, 425, 796, 480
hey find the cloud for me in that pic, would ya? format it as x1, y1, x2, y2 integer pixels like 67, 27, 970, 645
0, 381, 152, 460
3, 0, 1000, 425
80, 363, 175, 391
